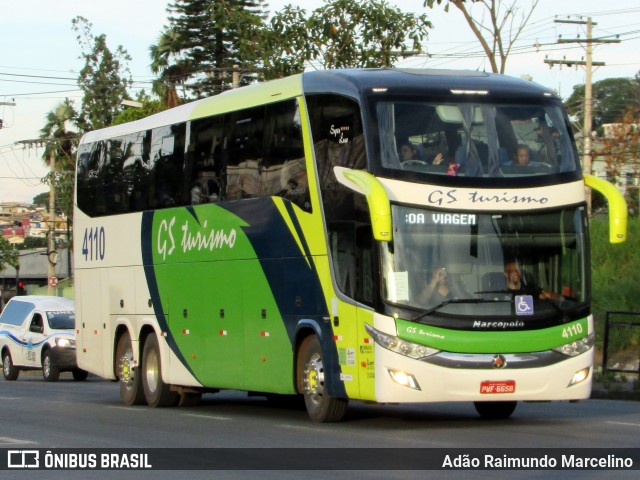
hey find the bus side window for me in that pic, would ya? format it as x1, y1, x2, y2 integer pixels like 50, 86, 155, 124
226, 106, 265, 200
264, 100, 309, 211
307, 94, 373, 303
188, 115, 226, 202
149, 123, 186, 208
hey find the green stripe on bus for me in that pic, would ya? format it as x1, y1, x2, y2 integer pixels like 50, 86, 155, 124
395, 318, 589, 353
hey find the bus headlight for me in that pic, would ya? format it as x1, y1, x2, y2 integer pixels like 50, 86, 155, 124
552, 333, 594, 357
569, 367, 590, 386
387, 369, 421, 390
364, 324, 440, 360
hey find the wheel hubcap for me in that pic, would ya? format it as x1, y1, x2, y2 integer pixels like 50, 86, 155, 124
119, 350, 135, 387
145, 349, 159, 393
303, 353, 324, 404
43, 355, 50, 377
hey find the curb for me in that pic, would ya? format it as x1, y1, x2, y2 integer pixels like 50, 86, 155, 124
590, 389, 640, 401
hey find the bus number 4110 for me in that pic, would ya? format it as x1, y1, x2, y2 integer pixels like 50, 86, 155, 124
82, 226, 106, 261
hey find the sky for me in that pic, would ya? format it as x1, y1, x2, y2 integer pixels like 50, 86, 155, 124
1, 0, 639, 203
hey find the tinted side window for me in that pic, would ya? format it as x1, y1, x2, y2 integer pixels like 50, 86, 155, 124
149, 123, 187, 208
188, 115, 226, 203
263, 100, 309, 210
226, 106, 265, 199
76, 142, 96, 216
306, 94, 373, 306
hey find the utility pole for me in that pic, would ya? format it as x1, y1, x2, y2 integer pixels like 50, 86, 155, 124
544, 17, 620, 214
15, 138, 60, 295
47, 150, 56, 296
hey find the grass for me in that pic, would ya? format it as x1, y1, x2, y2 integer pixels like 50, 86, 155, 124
590, 215, 640, 386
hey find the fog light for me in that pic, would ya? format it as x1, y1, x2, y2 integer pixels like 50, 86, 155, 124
569, 367, 590, 386
387, 369, 421, 390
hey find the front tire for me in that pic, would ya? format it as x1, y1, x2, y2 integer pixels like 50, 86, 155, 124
115, 331, 145, 405
474, 401, 517, 419
297, 335, 347, 422
2, 351, 19, 381
141, 334, 178, 407
42, 350, 60, 382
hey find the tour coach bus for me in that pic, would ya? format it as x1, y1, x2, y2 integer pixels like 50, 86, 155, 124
74, 68, 627, 422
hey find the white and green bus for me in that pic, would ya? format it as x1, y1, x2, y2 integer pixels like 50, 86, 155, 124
74, 69, 627, 422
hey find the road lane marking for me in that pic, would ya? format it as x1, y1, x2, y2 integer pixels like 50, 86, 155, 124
606, 421, 640, 428
106, 406, 144, 412
0, 437, 38, 446
181, 413, 232, 421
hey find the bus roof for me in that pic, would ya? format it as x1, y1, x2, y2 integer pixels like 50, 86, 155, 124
79, 68, 558, 144
302, 68, 559, 101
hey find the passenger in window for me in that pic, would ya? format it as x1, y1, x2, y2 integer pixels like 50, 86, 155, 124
514, 145, 532, 166
504, 145, 547, 168
191, 170, 218, 204
399, 142, 419, 162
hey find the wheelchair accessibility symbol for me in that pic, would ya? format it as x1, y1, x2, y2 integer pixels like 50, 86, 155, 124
515, 295, 534, 315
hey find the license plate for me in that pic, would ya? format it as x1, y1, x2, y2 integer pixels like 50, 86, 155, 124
480, 380, 516, 394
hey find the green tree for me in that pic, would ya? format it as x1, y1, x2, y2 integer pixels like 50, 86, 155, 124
72, 16, 133, 131
266, 0, 432, 77
165, 0, 268, 98
39, 99, 78, 225
0, 237, 18, 273
565, 78, 640, 129
32, 192, 50, 208
424, 0, 538, 74
113, 92, 164, 125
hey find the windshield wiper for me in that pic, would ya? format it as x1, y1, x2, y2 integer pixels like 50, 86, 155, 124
412, 298, 509, 322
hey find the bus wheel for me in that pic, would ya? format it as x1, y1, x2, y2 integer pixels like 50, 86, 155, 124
116, 331, 145, 405
141, 334, 179, 408
474, 401, 517, 419
297, 335, 347, 423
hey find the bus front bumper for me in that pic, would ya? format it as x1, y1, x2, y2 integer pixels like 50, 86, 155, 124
372, 343, 593, 403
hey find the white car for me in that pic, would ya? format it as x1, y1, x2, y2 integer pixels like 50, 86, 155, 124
0, 296, 87, 382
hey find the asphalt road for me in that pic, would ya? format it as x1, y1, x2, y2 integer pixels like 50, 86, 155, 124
1, 372, 639, 479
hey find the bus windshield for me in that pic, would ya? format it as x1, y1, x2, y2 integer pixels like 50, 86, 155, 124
381, 205, 587, 319
373, 98, 578, 178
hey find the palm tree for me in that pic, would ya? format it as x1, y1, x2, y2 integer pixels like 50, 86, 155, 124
39, 98, 78, 231
149, 28, 191, 108
40, 98, 78, 171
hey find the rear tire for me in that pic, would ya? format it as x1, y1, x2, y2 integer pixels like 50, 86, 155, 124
297, 335, 348, 422
474, 401, 517, 419
2, 351, 19, 381
42, 350, 60, 382
116, 331, 145, 405
141, 334, 179, 407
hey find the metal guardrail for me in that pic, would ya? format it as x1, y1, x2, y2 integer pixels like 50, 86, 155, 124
603, 311, 640, 375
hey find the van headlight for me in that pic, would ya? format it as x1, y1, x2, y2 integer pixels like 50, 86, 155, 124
55, 338, 76, 349
365, 324, 440, 359
552, 333, 594, 357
